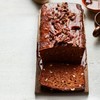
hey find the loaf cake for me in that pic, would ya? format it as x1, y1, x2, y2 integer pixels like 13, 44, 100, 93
36, 2, 88, 93
39, 63, 85, 91
39, 2, 86, 64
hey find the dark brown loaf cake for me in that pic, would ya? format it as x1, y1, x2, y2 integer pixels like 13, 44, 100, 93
39, 2, 86, 64
39, 63, 85, 91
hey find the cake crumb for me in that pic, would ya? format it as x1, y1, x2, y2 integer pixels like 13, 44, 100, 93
61, 80, 64, 83
72, 75, 75, 77
81, 73, 84, 75
65, 72, 68, 74
79, 84, 82, 87
64, 87, 67, 90
71, 88, 75, 91
45, 78, 48, 82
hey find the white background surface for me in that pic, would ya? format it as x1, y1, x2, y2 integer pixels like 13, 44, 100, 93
0, 0, 100, 100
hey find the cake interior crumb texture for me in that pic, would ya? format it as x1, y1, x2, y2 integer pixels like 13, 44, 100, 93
39, 63, 85, 91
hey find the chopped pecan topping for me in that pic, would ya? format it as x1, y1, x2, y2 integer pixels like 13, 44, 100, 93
54, 29, 62, 35
57, 4, 60, 7
71, 26, 80, 30
55, 33, 67, 43
62, 28, 70, 34
54, 23, 61, 30
41, 3, 83, 48
59, 12, 65, 19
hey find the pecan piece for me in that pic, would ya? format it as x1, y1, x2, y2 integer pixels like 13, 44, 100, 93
55, 29, 62, 35
55, 33, 67, 43
64, 36, 70, 42
55, 12, 61, 19
54, 23, 61, 30
62, 28, 70, 34
61, 17, 68, 24
71, 26, 80, 30
62, 2, 68, 9
68, 13, 76, 21
60, 12, 65, 19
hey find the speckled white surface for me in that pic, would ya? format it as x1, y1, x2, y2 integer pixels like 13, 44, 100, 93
0, 0, 100, 100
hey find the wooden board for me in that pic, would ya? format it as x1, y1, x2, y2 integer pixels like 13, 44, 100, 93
35, 49, 89, 95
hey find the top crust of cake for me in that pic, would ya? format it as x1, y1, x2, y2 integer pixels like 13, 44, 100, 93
40, 2, 86, 50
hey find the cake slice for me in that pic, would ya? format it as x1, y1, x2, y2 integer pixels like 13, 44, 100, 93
39, 2, 86, 64
39, 63, 85, 91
